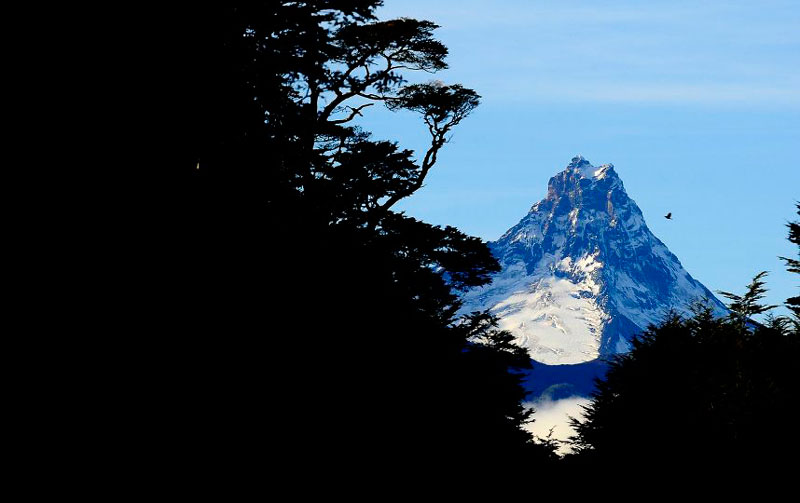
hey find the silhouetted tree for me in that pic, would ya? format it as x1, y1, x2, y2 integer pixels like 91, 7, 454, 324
718, 271, 777, 327
156, 1, 554, 483
780, 203, 800, 324
568, 277, 800, 473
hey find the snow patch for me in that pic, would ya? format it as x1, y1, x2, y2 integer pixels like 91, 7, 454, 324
573, 159, 614, 180
461, 252, 607, 365
461, 156, 727, 365
615, 337, 632, 353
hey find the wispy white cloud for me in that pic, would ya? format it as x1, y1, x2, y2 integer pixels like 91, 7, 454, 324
491, 81, 800, 105
524, 395, 591, 455
378, 0, 800, 106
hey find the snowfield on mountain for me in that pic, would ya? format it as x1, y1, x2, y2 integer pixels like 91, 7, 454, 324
460, 156, 727, 365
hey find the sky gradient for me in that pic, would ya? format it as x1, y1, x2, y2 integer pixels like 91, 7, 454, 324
359, 0, 799, 316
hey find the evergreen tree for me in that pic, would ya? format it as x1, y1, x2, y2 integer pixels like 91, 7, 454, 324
780, 203, 800, 323
718, 271, 777, 327
568, 280, 800, 473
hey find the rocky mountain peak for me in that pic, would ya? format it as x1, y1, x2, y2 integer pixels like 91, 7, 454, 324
461, 156, 726, 365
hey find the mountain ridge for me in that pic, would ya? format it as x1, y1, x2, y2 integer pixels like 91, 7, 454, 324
461, 156, 727, 365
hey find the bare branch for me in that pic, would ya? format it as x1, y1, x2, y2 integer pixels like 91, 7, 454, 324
329, 103, 374, 124
318, 52, 395, 121
357, 92, 391, 101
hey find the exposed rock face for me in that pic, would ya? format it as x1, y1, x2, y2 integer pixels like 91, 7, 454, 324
461, 156, 725, 365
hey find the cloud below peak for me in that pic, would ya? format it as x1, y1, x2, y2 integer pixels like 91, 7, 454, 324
524, 395, 591, 455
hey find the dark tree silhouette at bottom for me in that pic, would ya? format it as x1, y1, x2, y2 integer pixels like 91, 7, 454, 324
568, 294, 799, 476
146, 1, 558, 488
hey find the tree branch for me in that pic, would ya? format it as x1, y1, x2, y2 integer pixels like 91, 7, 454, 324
375, 129, 446, 217
329, 103, 374, 124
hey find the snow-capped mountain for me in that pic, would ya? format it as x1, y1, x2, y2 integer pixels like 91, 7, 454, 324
461, 155, 726, 365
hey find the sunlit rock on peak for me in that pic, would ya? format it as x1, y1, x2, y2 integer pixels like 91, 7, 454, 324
460, 156, 726, 366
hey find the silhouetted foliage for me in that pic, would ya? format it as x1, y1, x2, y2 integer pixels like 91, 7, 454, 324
781, 203, 800, 322
719, 271, 776, 321
159, 0, 555, 483
569, 283, 800, 472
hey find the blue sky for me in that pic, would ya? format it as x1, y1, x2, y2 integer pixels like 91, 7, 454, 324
359, 0, 800, 316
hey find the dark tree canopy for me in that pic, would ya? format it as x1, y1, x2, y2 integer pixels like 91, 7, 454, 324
718, 271, 777, 328
780, 203, 800, 321
568, 287, 800, 474
154, 0, 557, 485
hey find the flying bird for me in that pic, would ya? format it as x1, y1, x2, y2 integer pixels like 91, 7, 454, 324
664, 212, 672, 220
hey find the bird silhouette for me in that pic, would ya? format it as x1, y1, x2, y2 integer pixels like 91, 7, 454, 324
664, 212, 672, 220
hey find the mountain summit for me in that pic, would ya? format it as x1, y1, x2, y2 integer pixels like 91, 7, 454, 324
461, 156, 726, 365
